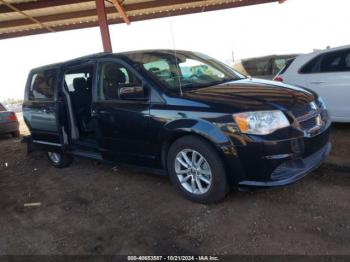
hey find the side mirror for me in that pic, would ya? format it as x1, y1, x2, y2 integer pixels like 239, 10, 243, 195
119, 86, 147, 100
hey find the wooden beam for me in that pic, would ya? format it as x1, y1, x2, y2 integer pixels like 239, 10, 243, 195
111, 0, 130, 25
0, 0, 205, 29
0, 0, 278, 40
95, 0, 112, 53
0, 0, 54, 32
0, 0, 205, 14
0, 0, 92, 13
0, 9, 95, 29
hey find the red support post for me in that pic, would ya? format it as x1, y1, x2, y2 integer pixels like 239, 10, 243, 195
96, 0, 112, 53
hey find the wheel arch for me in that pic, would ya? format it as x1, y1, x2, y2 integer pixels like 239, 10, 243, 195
160, 119, 240, 184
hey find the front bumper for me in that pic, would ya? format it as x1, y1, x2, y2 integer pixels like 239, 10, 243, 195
238, 141, 331, 187
225, 120, 331, 188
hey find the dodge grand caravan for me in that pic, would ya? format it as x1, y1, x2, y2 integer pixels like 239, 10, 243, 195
23, 50, 331, 203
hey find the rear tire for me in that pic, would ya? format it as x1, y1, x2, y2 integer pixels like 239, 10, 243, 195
47, 151, 73, 168
167, 135, 229, 204
12, 131, 20, 137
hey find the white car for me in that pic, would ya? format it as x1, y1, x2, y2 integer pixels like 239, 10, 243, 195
274, 45, 350, 122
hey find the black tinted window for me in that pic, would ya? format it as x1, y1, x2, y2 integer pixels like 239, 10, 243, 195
29, 70, 56, 100
0, 103, 5, 111
320, 49, 350, 72
299, 56, 322, 74
300, 49, 350, 74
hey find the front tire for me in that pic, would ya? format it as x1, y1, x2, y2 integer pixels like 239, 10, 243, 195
167, 135, 229, 204
47, 151, 73, 168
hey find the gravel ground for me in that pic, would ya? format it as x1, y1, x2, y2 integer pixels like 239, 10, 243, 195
0, 122, 349, 255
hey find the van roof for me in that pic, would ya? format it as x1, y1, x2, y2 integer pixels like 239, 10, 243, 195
30, 49, 195, 72
31, 52, 110, 71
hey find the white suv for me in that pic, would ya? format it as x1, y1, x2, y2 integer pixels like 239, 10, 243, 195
274, 45, 350, 122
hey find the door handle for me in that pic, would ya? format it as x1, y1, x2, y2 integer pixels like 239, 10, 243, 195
91, 110, 98, 117
91, 110, 110, 116
310, 81, 325, 84
99, 110, 111, 115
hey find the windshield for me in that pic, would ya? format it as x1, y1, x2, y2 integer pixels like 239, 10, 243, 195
125, 51, 243, 91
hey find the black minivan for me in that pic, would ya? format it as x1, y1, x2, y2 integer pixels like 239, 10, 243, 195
23, 50, 331, 203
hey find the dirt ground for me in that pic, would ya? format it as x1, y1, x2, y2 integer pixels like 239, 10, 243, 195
0, 117, 349, 255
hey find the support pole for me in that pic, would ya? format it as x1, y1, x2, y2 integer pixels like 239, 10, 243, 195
96, 0, 112, 53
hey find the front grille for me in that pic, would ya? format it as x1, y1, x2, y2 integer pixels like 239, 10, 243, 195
290, 101, 325, 135
290, 103, 313, 118
300, 117, 317, 130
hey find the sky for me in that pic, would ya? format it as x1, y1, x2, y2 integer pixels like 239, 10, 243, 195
0, 0, 349, 100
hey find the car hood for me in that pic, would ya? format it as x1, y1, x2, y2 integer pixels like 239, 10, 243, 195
182, 78, 316, 112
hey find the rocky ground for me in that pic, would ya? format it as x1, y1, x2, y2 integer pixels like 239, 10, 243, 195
0, 119, 349, 255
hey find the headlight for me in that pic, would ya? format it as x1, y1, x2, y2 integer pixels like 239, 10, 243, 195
233, 110, 290, 135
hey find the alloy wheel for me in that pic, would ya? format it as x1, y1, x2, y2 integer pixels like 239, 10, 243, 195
174, 149, 212, 195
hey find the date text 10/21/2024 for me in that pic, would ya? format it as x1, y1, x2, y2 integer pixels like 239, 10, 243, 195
127, 256, 220, 261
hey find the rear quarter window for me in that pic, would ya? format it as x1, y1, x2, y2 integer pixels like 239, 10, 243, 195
28, 69, 57, 101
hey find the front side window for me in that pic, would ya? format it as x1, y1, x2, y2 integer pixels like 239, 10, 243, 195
29, 69, 56, 100
97, 62, 142, 100
125, 52, 241, 92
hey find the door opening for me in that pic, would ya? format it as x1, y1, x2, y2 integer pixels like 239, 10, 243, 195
63, 65, 97, 148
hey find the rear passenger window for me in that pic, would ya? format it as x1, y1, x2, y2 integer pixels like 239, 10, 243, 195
320, 49, 350, 72
29, 70, 56, 100
299, 56, 322, 74
0, 103, 6, 111
300, 49, 350, 74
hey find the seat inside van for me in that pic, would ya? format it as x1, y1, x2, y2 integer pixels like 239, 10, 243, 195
102, 63, 127, 100
63, 66, 94, 142
71, 77, 93, 133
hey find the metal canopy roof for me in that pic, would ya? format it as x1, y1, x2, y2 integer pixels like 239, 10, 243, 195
0, 0, 283, 40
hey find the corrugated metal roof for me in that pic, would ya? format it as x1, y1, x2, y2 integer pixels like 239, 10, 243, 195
0, 0, 282, 39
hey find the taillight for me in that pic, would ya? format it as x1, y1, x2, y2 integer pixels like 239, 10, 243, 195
7, 112, 18, 122
273, 76, 284, 82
